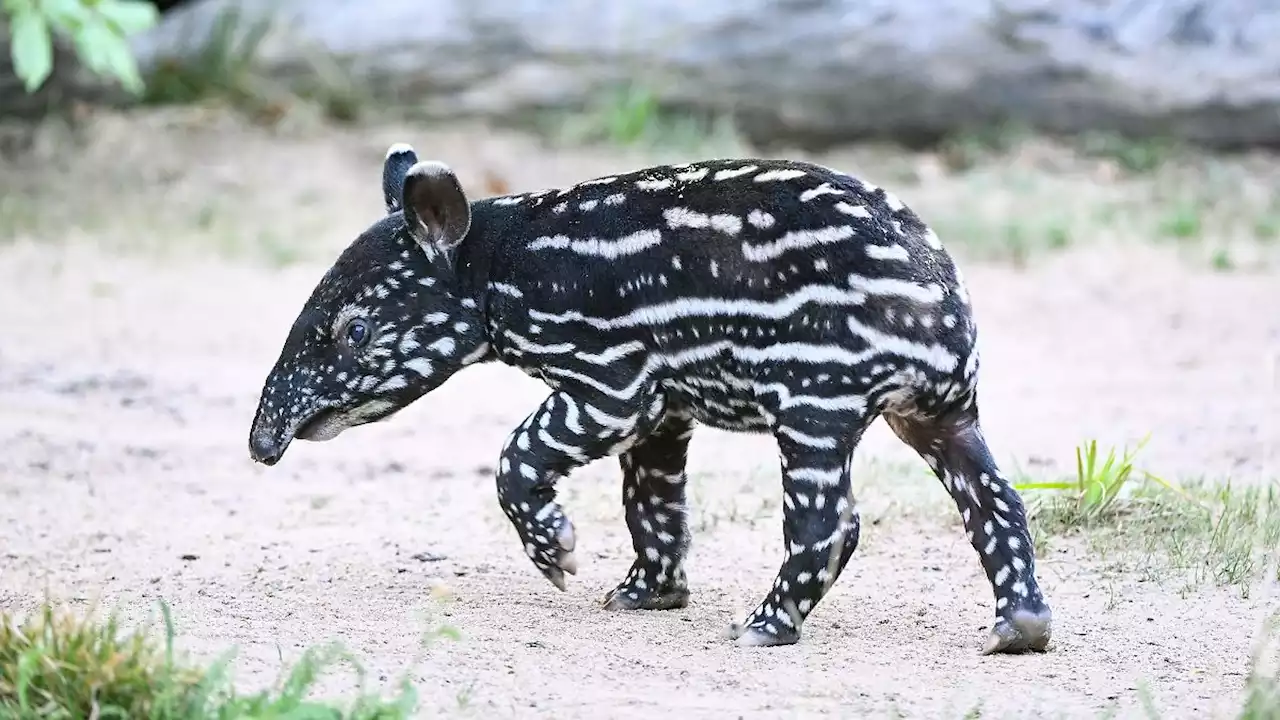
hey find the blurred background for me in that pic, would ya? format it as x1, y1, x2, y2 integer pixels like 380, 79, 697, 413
1, 2, 1279, 718
3, 0, 1274, 473
4, 0, 1280, 269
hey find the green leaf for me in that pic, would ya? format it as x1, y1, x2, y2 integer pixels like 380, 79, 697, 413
68, 15, 145, 92
0, 0, 28, 16
1013, 481, 1074, 491
1143, 470, 1211, 513
39, 0, 93, 29
1082, 480, 1104, 509
70, 17, 113, 73
9, 7, 54, 92
96, 0, 160, 35
98, 29, 145, 93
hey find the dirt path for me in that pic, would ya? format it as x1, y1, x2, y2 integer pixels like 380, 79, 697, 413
1, 113, 1278, 719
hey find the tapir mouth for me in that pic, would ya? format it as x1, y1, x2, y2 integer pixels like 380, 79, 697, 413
294, 406, 340, 441
249, 402, 339, 466
250, 398, 403, 466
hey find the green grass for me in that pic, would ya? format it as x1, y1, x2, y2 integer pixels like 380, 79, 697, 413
1157, 201, 1205, 240
1237, 614, 1280, 720
1076, 132, 1182, 174
877, 128, 1280, 270
140, 5, 365, 124
1014, 436, 1191, 531
540, 80, 744, 157
6, 94, 1280, 273
1015, 438, 1280, 594
989, 435, 1280, 719
0, 599, 456, 719
1256, 214, 1280, 242
935, 120, 1035, 172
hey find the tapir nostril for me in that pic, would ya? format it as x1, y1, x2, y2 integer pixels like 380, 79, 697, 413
249, 429, 283, 466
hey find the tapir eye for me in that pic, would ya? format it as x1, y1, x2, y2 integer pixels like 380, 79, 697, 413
344, 319, 370, 348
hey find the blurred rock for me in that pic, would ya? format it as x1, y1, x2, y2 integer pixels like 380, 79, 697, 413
128, 0, 1280, 150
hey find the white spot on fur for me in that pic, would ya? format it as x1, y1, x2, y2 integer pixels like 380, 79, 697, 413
491, 282, 523, 298
834, 202, 871, 218
637, 178, 673, 191
800, 183, 843, 202
743, 225, 855, 262
663, 207, 742, 236
715, 165, 758, 180
676, 167, 709, 182
404, 358, 433, 376
994, 565, 1011, 586
866, 243, 910, 261
848, 274, 945, 303
428, 337, 457, 357
377, 375, 408, 392
754, 168, 807, 182
747, 210, 775, 229
529, 229, 663, 258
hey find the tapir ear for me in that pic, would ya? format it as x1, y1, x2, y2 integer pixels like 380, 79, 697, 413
401, 160, 472, 252
381, 143, 419, 214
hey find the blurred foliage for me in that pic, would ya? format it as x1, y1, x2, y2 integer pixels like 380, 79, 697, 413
139, 2, 269, 106
1, 598, 458, 719
141, 5, 366, 124
544, 80, 744, 156
2, 0, 158, 93
1078, 131, 1181, 174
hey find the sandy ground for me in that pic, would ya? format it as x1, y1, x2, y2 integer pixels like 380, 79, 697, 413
1, 109, 1279, 719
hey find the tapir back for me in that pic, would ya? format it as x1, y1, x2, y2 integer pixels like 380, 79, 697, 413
475, 158, 972, 379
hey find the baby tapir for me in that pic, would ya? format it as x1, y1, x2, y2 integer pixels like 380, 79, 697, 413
247, 143, 1053, 654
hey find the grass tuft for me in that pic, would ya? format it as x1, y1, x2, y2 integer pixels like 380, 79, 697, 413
0, 601, 205, 718
1016, 438, 1280, 593
1014, 436, 1194, 531
0, 598, 453, 719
